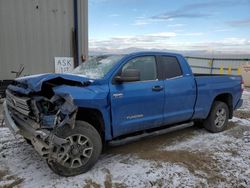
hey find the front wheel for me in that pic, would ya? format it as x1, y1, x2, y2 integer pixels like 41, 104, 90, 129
204, 101, 229, 133
48, 121, 102, 176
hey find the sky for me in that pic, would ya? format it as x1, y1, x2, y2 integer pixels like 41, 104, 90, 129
89, 0, 250, 53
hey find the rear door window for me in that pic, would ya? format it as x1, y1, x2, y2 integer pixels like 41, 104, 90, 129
157, 56, 183, 79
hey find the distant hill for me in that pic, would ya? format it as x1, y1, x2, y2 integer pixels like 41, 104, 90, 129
89, 48, 250, 59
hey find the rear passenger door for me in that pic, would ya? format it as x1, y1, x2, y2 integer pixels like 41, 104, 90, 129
157, 56, 196, 125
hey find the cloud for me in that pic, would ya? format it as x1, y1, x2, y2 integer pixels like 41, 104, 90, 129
90, 34, 250, 52
150, 2, 215, 21
133, 18, 151, 26
214, 29, 233, 32
152, 13, 210, 21
133, 16, 173, 26
180, 32, 204, 36
200, 38, 249, 48
227, 19, 250, 27
90, 32, 177, 49
150, 0, 250, 21
179, 38, 250, 54
146, 32, 177, 37
168, 24, 185, 27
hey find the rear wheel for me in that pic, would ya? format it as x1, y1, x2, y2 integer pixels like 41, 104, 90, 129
204, 101, 229, 133
48, 121, 102, 176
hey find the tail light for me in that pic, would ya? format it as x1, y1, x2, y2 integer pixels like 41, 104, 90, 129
241, 79, 245, 92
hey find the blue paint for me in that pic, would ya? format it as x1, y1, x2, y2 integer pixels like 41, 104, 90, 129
41, 115, 57, 128
12, 73, 91, 93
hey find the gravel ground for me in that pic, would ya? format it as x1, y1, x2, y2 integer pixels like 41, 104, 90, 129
0, 89, 250, 188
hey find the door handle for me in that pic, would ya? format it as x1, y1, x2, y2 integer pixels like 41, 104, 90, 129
152, 85, 163, 91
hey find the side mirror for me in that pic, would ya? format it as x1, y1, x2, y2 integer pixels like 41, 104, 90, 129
115, 69, 140, 83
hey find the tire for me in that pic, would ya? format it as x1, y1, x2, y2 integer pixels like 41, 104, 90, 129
204, 101, 229, 133
48, 121, 102, 176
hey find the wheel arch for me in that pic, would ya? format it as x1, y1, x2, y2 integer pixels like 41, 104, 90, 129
212, 93, 233, 119
76, 107, 105, 142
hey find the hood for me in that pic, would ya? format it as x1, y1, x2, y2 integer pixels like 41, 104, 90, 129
8, 73, 93, 95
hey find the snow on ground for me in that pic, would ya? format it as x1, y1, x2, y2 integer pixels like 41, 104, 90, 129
0, 99, 3, 124
0, 90, 250, 188
241, 89, 250, 112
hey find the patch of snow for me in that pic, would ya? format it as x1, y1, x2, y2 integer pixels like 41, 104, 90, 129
240, 88, 250, 112
231, 117, 250, 125
243, 90, 250, 95
0, 128, 204, 188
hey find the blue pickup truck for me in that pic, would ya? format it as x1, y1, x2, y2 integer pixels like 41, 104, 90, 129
3, 52, 243, 176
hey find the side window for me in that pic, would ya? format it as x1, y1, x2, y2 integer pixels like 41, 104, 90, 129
122, 56, 157, 81
159, 56, 182, 79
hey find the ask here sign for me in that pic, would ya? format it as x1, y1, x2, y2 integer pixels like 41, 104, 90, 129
55, 57, 74, 73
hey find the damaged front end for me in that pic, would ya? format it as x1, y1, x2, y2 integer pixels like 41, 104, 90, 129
4, 89, 78, 161
34, 94, 77, 129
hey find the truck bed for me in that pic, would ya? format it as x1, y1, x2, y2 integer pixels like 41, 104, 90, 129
193, 74, 242, 120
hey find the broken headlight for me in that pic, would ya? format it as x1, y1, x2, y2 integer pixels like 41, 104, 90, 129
34, 95, 77, 129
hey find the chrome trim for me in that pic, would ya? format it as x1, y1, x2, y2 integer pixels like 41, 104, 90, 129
6, 90, 31, 116
3, 101, 20, 134
119, 79, 159, 85
165, 75, 183, 80
113, 93, 123, 98
6, 101, 30, 116
135, 79, 159, 83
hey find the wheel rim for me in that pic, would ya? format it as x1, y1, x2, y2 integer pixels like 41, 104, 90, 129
214, 108, 226, 128
55, 134, 93, 169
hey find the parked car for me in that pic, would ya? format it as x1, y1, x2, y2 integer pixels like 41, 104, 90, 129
3, 52, 243, 176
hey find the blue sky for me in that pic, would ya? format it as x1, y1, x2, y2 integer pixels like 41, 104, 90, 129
89, 0, 250, 53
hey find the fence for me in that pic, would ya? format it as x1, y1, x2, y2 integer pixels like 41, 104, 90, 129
185, 56, 250, 75
186, 56, 250, 87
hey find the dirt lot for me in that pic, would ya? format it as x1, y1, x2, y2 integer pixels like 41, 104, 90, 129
0, 90, 250, 188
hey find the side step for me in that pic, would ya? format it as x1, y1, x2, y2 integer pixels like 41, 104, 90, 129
109, 122, 194, 146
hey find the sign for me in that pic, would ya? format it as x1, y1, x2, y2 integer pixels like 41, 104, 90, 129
243, 64, 250, 73
55, 57, 74, 73
241, 63, 250, 87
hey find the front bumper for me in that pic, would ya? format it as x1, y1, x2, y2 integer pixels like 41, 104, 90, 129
3, 100, 67, 157
3, 100, 44, 139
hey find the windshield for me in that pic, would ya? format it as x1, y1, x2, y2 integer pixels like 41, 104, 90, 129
71, 55, 124, 79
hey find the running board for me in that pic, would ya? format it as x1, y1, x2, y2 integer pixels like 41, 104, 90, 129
109, 121, 194, 147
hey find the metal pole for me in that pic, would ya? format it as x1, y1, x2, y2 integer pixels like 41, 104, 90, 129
210, 59, 214, 74
78, 0, 88, 62
73, 0, 79, 66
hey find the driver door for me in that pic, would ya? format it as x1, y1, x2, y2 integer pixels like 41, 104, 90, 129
109, 56, 165, 137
